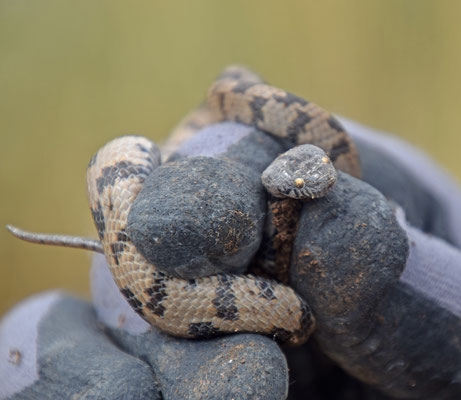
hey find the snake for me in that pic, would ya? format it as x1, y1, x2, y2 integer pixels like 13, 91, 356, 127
7, 66, 361, 346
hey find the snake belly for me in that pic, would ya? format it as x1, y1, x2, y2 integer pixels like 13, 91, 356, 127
87, 135, 313, 345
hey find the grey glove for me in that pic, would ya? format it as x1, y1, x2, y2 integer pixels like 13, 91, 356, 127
1, 121, 461, 400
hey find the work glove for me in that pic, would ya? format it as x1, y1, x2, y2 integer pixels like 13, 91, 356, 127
1, 120, 460, 400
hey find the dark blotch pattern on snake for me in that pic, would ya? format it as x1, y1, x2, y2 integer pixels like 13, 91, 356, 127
206, 75, 361, 178
165, 65, 361, 179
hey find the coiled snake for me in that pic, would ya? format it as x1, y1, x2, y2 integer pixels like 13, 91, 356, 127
7, 66, 361, 346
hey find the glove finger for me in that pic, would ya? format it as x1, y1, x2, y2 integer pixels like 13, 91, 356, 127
291, 172, 461, 398
91, 253, 290, 400
0, 291, 160, 400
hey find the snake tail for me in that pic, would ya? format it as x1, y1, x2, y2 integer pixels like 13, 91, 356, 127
6, 224, 103, 253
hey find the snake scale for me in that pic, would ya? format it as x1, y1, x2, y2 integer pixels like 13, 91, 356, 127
8, 66, 361, 346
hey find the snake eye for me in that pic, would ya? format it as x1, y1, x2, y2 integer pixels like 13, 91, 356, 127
294, 178, 305, 188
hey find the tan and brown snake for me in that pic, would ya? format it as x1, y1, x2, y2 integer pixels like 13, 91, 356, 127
7, 66, 361, 345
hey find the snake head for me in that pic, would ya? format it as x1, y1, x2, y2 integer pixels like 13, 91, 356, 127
261, 144, 337, 200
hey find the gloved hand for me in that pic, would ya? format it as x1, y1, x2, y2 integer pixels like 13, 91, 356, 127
287, 117, 461, 400
1, 120, 461, 400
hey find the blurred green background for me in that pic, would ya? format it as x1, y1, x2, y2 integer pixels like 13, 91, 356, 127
1, 0, 461, 316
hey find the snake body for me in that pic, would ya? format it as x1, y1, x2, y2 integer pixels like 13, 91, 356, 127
9, 66, 361, 345
207, 78, 361, 178
87, 135, 313, 345
164, 65, 361, 180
